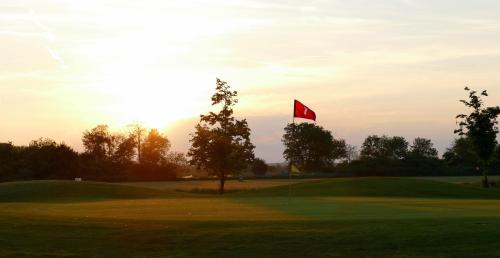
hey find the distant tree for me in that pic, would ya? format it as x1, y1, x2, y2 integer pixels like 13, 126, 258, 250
409, 137, 438, 159
164, 151, 189, 175
110, 134, 136, 165
141, 129, 171, 166
345, 144, 359, 163
81, 125, 140, 180
282, 123, 347, 171
360, 135, 408, 160
24, 138, 79, 179
128, 123, 146, 163
359, 135, 385, 159
165, 151, 189, 167
455, 87, 500, 187
251, 158, 268, 176
82, 125, 111, 160
188, 78, 255, 194
0, 142, 19, 180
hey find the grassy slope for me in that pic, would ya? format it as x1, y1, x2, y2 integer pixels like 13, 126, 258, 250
234, 177, 500, 199
0, 180, 171, 202
1, 178, 500, 257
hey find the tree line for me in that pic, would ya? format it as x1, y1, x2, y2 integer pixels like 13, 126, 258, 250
0, 124, 187, 182
281, 87, 500, 185
281, 123, 500, 176
0, 80, 498, 192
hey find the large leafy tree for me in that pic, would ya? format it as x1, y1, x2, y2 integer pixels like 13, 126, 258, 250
188, 78, 255, 194
282, 123, 347, 171
455, 87, 500, 187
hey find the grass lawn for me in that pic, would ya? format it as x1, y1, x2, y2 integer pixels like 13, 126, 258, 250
1, 178, 500, 257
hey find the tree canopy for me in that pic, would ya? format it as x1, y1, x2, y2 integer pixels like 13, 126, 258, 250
360, 135, 409, 160
282, 123, 347, 171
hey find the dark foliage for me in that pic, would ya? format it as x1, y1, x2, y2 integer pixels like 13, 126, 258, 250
282, 123, 347, 172
455, 87, 500, 187
251, 158, 268, 176
0, 139, 79, 181
360, 135, 408, 160
0, 125, 182, 182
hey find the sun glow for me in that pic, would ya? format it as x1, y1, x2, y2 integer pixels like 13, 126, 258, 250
97, 70, 213, 129
66, 1, 238, 129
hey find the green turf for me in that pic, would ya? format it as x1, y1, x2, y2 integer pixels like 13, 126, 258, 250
0, 180, 170, 202
233, 177, 500, 199
1, 178, 500, 257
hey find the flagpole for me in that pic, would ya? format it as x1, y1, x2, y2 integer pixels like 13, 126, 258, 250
288, 114, 295, 205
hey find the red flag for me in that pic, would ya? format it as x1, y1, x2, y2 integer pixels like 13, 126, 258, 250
293, 99, 316, 121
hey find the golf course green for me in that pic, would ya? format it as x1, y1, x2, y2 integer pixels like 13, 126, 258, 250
1, 177, 500, 257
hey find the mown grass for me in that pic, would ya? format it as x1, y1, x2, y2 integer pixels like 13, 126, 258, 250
233, 177, 500, 199
1, 177, 500, 257
0, 180, 170, 203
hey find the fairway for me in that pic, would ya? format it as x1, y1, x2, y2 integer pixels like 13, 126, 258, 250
1, 178, 500, 257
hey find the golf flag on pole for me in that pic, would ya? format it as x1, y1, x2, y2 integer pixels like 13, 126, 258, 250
294, 100, 316, 121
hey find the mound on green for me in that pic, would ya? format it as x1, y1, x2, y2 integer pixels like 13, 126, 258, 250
0, 180, 170, 203
234, 177, 500, 199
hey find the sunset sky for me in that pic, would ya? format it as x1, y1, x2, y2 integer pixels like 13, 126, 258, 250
1, 0, 500, 162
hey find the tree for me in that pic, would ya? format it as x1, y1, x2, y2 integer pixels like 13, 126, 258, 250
128, 123, 146, 163
345, 144, 359, 163
24, 138, 79, 180
110, 133, 136, 165
0, 142, 19, 180
82, 125, 111, 160
141, 129, 171, 166
251, 158, 268, 176
282, 123, 347, 171
409, 137, 438, 159
455, 87, 500, 187
359, 135, 385, 159
188, 78, 255, 194
165, 151, 189, 167
360, 135, 408, 160
81, 125, 138, 180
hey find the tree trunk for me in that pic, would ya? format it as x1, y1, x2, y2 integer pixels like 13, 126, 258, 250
219, 172, 225, 194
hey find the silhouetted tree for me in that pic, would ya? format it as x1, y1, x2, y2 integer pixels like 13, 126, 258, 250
81, 125, 139, 180
409, 137, 438, 159
345, 144, 359, 163
282, 123, 347, 171
165, 151, 188, 167
82, 125, 111, 160
188, 78, 255, 194
251, 158, 268, 176
128, 123, 146, 163
0, 142, 20, 180
141, 129, 170, 166
360, 135, 408, 160
110, 134, 136, 165
455, 87, 500, 187
23, 138, 79, 180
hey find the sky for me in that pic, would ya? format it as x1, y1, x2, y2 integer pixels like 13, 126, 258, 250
1, 0, 500, 163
